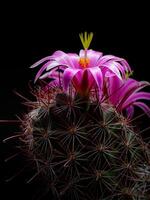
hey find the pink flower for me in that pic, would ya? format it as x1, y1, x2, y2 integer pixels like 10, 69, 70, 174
31, 49, 131, 97
106, 76, 150, 118
30, 32, 150, 118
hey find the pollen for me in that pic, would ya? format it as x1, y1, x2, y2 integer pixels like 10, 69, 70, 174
79, 57, 90, 68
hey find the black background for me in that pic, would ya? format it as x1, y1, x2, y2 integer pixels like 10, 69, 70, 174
0, 2, 150, 200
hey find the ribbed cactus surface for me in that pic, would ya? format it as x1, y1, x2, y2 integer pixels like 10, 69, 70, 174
21, 90, 150, 200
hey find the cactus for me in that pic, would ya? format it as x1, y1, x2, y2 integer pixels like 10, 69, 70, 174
20, 83, 150, 200
6, 32, 150, 199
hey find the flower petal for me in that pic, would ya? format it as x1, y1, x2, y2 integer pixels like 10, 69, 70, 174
79, 49, 86, 57
63, 68, 81, 91
133, 102, 150, 117
115, 79, 138, 105
122, 92, 150, 109
112, 79, 149, 108
105, 71, 116, 77
52, 50, 67, 57
78, 70, 95, 96
97, 55, 131, 78
98, 55, 125, 64
30, 56, 52, 68
34, 61, 52, 82
102, 61, 122, 79
126, 105, 134, 119
107, 76, 124, 104
39, 69, 63, 80
54, 51, 76, 68
46, 61, 66, 71
67, 53, 80, 68
120, 59, 131, 72
39, 72, 51, 79
87, 67, 103, 90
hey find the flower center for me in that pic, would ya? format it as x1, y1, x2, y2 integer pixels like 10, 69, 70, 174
79, 57, 90, 68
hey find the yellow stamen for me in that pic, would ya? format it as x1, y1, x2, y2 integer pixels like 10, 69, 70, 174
79, 32, 93, 50
125, 70, 134, 79
79, 57, 90, 68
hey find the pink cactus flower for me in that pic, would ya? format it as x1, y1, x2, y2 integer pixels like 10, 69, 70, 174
30, 32, 150, 117
31, 50, 131, 97
106, 76, 150, 118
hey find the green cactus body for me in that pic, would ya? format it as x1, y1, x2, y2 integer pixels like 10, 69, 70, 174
21, 88, 150, 200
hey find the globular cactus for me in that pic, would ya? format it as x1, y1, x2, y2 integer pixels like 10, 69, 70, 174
12, 32, 150, 199
21, 86, 150, 200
